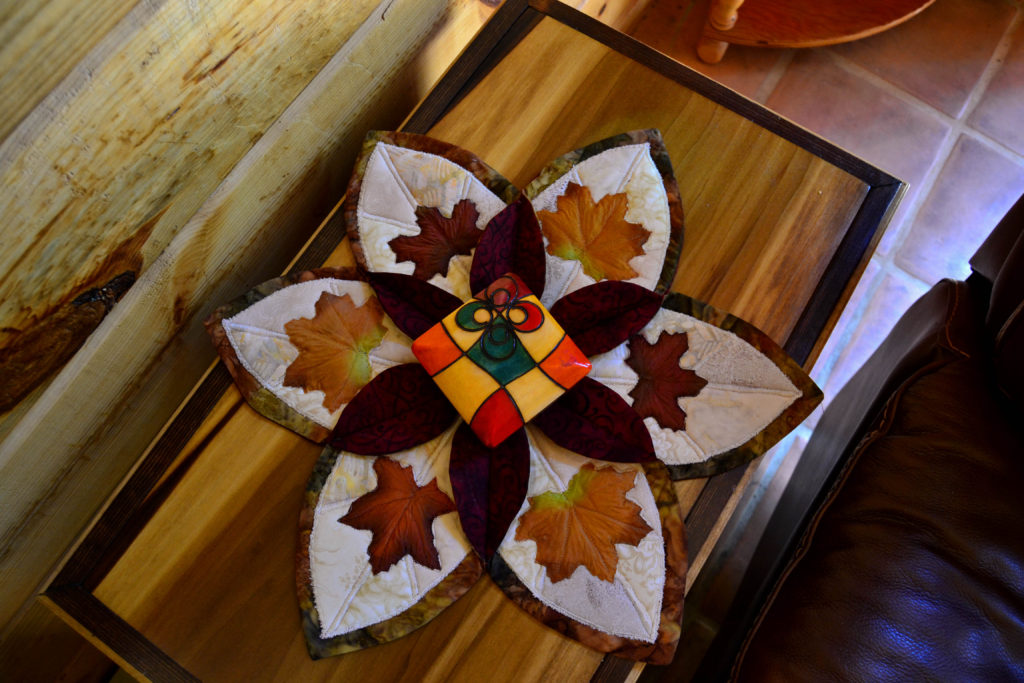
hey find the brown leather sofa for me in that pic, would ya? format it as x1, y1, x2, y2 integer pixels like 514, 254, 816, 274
706, 196, 1024, 680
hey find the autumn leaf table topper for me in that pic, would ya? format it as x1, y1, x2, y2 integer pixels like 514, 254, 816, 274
205, 130, 821, 664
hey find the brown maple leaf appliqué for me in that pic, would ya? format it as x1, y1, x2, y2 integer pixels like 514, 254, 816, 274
514, 464, 652, 583
537, 182, 651, 282
339, 458, 457, 574
389, 198, 482, 280
625, 331, 708, 431
283, 292, 387, 412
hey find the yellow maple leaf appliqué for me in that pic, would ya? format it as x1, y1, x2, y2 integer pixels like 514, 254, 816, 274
283, 292, 387, 412
515, 463, 652, 582
537, 183, 651, 281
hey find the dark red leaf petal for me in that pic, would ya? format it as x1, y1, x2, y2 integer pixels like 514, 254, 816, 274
532, 377, 655, 463
449, 424, 530, 560
329, 364, 458, 454
470, 195, 546, 296
549, 281, 663, 357
366, 272, 463, 339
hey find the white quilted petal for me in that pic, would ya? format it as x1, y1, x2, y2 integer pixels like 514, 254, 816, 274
531, 143, 671, 307
309, 425, 470, 637
221, 278, 414, 429
355, 143, 507, 300
589, 307, 802, 467
496, 427, 664, 642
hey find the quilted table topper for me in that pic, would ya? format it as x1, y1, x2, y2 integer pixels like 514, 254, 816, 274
205, 130, 821, 664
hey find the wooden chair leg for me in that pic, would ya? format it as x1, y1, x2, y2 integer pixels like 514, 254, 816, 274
708, 0, 745, 30
698, 0, 746, 64
697, 36, 730, 64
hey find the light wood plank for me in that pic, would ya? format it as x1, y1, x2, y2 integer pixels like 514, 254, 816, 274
0, 1, 135, 140
88, 17, 870, 681
0, 0, 378, 354
0, 0, 494, 632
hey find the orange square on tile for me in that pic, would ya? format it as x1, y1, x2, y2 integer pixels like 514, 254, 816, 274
539, 336, 593, 389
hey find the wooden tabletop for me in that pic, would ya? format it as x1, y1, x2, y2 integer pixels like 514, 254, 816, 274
43, 2, 901, 681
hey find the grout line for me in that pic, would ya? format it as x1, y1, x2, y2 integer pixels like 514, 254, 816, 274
959, 127, 1024, 167
823, 49, 960, 126
960, 9, 1022, 124
752, 49, 795, 104
873, 129, 958, 279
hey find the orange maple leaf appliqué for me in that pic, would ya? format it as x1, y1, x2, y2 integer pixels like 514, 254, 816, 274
537, 182, 651, 282
283, 292, 387, 412
626, 331, 708, 431
389, 198, 482, 280
514, 463, 652, 583
339, 458, 457, 574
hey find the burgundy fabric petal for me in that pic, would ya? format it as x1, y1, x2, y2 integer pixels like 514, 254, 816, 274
549, 281, 663, 357
366, 272, 463, 339
450, 424, 530, 561
329, 363, 458, 455
470, 195, 546, 295
532, 377, 656, 463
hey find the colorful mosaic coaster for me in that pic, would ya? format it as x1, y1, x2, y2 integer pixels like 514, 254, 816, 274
412, 274, 591, 447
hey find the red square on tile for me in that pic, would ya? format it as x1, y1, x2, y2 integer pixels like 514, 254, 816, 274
469, 389, 523, 448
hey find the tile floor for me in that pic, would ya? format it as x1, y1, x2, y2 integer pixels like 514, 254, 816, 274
590, 0, 1024, 671
620, 0, 1024, 489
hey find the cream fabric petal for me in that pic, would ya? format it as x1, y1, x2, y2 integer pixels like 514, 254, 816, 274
530, 143, 671, 307
309, 425, 470, 638
355, 143, 508, 299
588, 307, 803, 467
221, 278, 414, 429
496, 427, 664, 642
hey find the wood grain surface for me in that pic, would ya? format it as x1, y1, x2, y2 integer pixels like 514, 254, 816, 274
0, 0, 495, 656
0, 1, 136, 141
85, 14, 876, 681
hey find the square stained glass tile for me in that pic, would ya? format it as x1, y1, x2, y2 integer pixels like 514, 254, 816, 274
411, 273, 591, 447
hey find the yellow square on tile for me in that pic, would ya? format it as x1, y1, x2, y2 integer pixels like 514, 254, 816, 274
505, 367, 565, 423
432, 356, 502, 423
509, 294, 567, 362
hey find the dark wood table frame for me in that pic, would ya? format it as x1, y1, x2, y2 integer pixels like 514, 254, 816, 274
43, 2, 902, 680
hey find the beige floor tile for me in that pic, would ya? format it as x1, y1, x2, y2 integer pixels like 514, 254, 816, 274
821, 266, 930, 402
896, 134, 1024, 282
970, 17, 1024, 156
830, 0, 1016, 118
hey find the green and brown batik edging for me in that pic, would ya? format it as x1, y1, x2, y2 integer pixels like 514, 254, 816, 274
522, 129, 685, 296
488, 461, 686, 665
661, 293, 824, 480
297, 444, 485, 659
203, 267, 363, 444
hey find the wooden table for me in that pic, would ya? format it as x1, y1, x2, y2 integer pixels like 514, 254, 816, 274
42, 2, 901, 680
